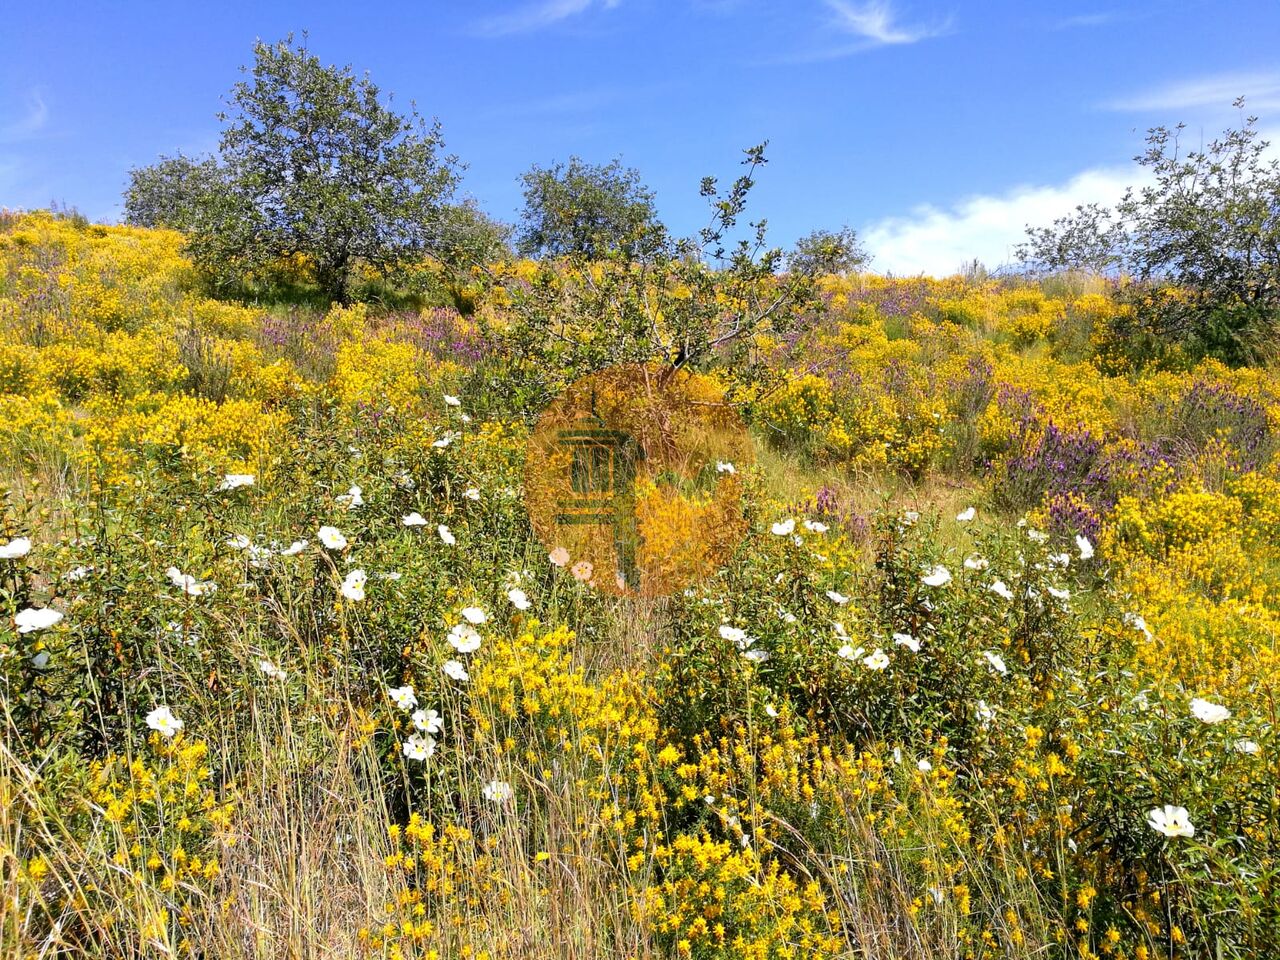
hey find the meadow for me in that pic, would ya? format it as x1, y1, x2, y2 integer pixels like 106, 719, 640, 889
0, 208, 1277, 960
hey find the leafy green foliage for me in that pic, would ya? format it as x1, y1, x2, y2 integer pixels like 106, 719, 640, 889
787, 226, 868, 275
1020, 104, 1280, 365
123, 155, 228, 231
516, 156, 661, 259
487, 143, 827, 407
128, 36, 464, 303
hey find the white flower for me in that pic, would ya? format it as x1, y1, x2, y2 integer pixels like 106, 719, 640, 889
956, 507, 976, 522
448, 623, 482, 654
166, 566, 216, 597
549, 546, 570, 567
0, 537, 32, 560
341, 569, 367, 602
464, 487, 481, 501
1234, 739, 1260, 755
443, 659, 469, 682
892, 632, 920, 653
461, 606, 487, 625
764, 704, 779, 718
413, 709, 444, 734
921, 565, 951, 587
771, 519, 796, 536
508, 588, 531, 610
227, 534, 252, 550
803, 520, 829, 533
901, 510, 919, 526
483, 779, 514, 803
1048, 552, 1071, 568
1123, 612, 1153, 638
15, 607, 62, 633
388, 685, 418, 711
403, 734, 437, 761
837, 644, 865, 662
443, 394, 462, 407
989, 580, 1014, 600
280, 540, 308, 556
1027, 529, 1049, 543
337, 485, 364, 509
259, 659, 286, 680
145, 705, 183, 738
982, 650, 1008, 676
218, 473, 255, 491
719, 625, 751, 648
863, 649, 890, 671
438, 524, 456, 546
1047, 586, 1071, 600
1076, 535, 1094, 560
964, 554, 989, 570
570, 560, 593, 582
67, 565, 92, 580
318, 526, 348, 550
31, 651, 50, 669
1190, 698, 1230, 724
917, 758, 933, 772
1147, 804, 1195, 838
403, 512, 428, 527
716, 461, 736, 474
742, 648, 770, 663
976, 700, 996, 725
892, 746, 903, 764
432, 433, 455, 449
826, 590, 849, 605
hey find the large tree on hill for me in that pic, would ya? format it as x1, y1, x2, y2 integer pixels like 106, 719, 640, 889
516, 156, 663, 259
126, 36, 462, 302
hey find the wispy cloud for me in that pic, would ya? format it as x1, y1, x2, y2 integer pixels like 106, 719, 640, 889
1103, 70, 1280, 112
472, 0, 622, 37
824, 0, 950, 46
769, 1, 950, 64
1, 90, 49, 144
861, 166, 1136, 276
1054, 10, 1122, 29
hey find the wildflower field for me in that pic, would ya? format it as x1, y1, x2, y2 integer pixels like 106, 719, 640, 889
1, 208, 1278, 960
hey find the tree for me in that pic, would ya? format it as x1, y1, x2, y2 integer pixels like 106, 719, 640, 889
1019, 103, 1280, 364
486, 143, 832, 409
434, 200, 512, 265
123, 154, 227, 230
516, 157, 661, 259
786, 226, 868, 275
131, 36, 462, 302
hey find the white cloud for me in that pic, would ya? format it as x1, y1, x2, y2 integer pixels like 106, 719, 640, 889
861, 166, 1136, 276
473, 0, 621, 36
1104, 70, 1280, 112
1055, 11, 1123, 29
824, 0, 949, 46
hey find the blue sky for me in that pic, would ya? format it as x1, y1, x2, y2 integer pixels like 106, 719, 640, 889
4, 0, 1278, 274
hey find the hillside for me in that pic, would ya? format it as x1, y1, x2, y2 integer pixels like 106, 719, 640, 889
1, 210, 1278, 959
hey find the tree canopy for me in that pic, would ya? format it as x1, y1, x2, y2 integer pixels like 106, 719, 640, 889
126, 36, 463, 303
1019, 104, 1280, 364
516, 157, 662, 259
